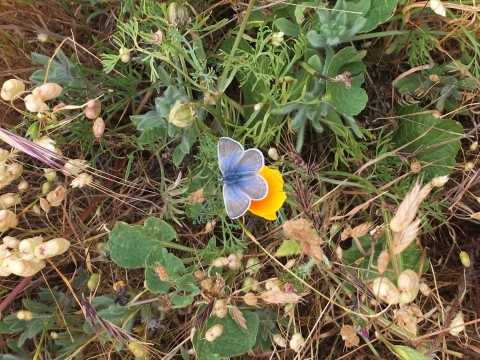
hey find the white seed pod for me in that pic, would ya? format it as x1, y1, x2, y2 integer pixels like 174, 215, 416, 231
268, 147, 279, 161
397, 269, 420, 305
120, 53, 131, 63
24, 94, 48, 113
205, 324, 223, 342
244, 292, 258, 307
0, 246, 10, 259
214, 299, 228, 318
70, 173, 93, 188
6, 163, 23, 180
272, 333, 286, 347
0, 209, 18, 232
429, 0, 446, 16
19, 236, 43, 260
0, 193, 21, 209
1, 79, 25, 101
32, 204, 41, 214
3, 236, 20, 249
32, 83, 62, 101
34, 238, 70, 259
227, 254, 240, 270
205, 220, 215, 233
419, 282, 431, 296
265, 279, 282, 291
212, 257, 228, 268
18, 180, 29, 191
431, 175, 449, 187
289, 333, 305, 353
92, 117, 105, 138
470, 141, 478, 151
16, 310, 34, 321
371, 277, 400, 305
8, 258, 45, 276
85, 99, 101, 119
465, 162, 474, 171
63, 159, 88, 176
34, 136, 57, 151
449, 312, 465, 336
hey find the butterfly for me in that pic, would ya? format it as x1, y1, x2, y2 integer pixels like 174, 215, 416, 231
217, 137, 268, 219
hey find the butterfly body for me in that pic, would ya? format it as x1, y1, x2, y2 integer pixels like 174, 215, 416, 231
217, 137, 268, 219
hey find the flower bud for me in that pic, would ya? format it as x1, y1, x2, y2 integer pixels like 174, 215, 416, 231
44, 168, 57, 182
397, 269, 419, 305
431, 175, 449, 187
42, 181, 51, 195
470, 141, 478, 151
24, 94, 48, 113
92, 117, 105, 138
419, 282, 431, 296
1, 79, 25, 101
242, 277, 255, 292
3, 236, 20, 248
205, 220, 215, 233
168, 101, 196, 128
212, 257, 228, 268
32, 83, 62, 101
465, 162, 474, 171
271, 32, 284, 47
265, 279, 282, 291
167, 2, 189, 28
50, 331, 58, 340
6, 163, 23, 180
85, 99, 101, 119
205, 324, 223, 341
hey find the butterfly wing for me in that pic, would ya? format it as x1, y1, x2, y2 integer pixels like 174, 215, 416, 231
234, 148, 264, 174
218, 137, 244, 175
223, 175, 268, 219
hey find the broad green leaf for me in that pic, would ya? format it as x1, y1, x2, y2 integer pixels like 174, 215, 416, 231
275, 240, 301, 257
22, 299, 52, 313
274, 18, 300, 36
323, 47, 367, 116
392, 105, 463, 180
393, 345, 427, 360
171, 294, 195, 308
130, 110, 167, 131
342, 233, 429, 284
361, 0, 397, 33
109, 217, 177, 268
194, 311, 259, 360
145, 246, 185, 294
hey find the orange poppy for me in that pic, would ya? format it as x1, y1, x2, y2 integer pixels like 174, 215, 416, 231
249, 166, 287, 220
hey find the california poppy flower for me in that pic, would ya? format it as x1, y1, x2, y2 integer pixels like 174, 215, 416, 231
249, 166, 286, 220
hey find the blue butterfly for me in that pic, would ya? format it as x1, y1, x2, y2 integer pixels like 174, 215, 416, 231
218, 137, 268, 219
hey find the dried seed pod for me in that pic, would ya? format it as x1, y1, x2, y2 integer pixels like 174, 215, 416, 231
244, 292, 258, 307
3, 236, 20, 249
167, 2, 189, 28
189, 188, 205, 203
168, 101, 195, 128
431, 175, 449, 187
205, 220, 215, 233
152, 264, 169, 281
419, 282, 431, 296
459, 251, 471, 267
63, 159, 88, 176
85, 99, 101, 119
397, 269, 420, 305
13, 258, 46, 276
377, 250, 390, 274
212, 257, 228, 268
24, 94, 48, 113
205, 324, 223, 342
6, 163, 23, 180
265, 279, 282, 291
227, 254, 240, 270
1, 79, 25, 101
0, 193, 21, 209
268, 148, 279, 161
71, 173, 93, 188
289, 333, 305, 353
272, 333, 286, 347
19, 236, 43, 260
92, 117, 105, 138
46, 185, 67, 206
16, 310, 34, 321
0, 209, 18, 232
214, 299, 227, 318
429, 0, 446, 16
39, 198, 51, 213
371, 277, 400, 305
18, 181, 29, 191
245, 257, 260, 274
128, 342, 146, 357
449, 312, 465, 336
470, 141, 478, 151
34, 136, 57, 151
34, 238, 70, 259
32, 83, 62, 101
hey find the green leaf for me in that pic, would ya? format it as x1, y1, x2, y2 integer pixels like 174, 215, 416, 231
342, 233, 429, 284
393, 345, 427, 360
275, 240, 301, 257
145, 246, 185, 294
130, 110, 167, 131
274, 18, 300, 36
109, 217, 177, 268
361, 0, 398, 33
171, 294, 195, 308
392, 105, 463, 180
83, 306, 132, 335
193, 310, 259, 360
22, 299, 52, 313
323, 47, 367, 116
